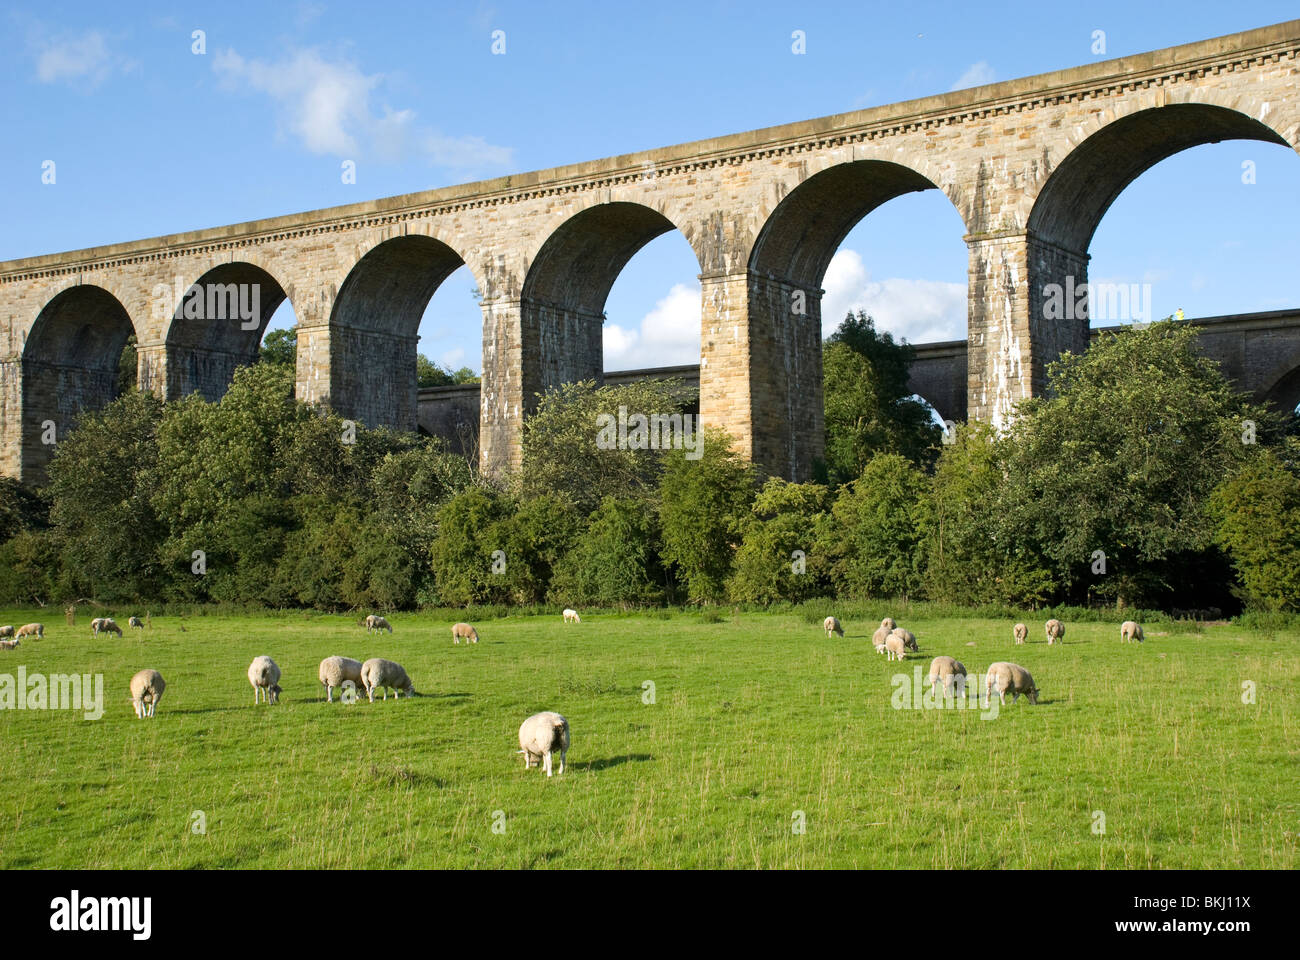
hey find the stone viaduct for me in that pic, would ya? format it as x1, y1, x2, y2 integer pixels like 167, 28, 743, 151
2, 21, 1298, 484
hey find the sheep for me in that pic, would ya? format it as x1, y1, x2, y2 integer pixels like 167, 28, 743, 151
248, 656, 282, 705
1045, 619, 1065, 645
91, 617, 123, 637
128, 616, 144, 630
0, 625, 13, 639
890, 627, 919, 652
927, 656, 968, 698
872, 618, 896, 654
563, 609, 581, 624
884, 632, 907, 661
985, 662, 1040, 705
0, 639, 19, 651
823, 616, 844, 638
15, 623, 43, 640
1120, 620, 1144, 643
518, 711, 570, 777
129, 669, 165, 719
451, 622, 479, 644
1013, 622, 1028, 645
360, 658, 416, 702
318, 656, 364, 703
365, 615, 393, 635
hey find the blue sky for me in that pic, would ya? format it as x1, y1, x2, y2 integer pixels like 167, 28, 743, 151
3, 0, 1298, 373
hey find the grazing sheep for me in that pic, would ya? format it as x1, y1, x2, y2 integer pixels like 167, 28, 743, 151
872, 618, 895, 654
128, 616, 144, 630
248, 656, 282, 705
1045, 619, 1065, 645
1013, 622, 1028, 645
0, 639, 19, 651
318, 656, 364, 703
985, 662, 1040, 705
885, 632, 907, 661
563, 609, 581, 624
1120, 620, 1144, 643
451, 622, 479, 644
129, 669, 165, 719
0, 625, 13, 639
365, 615, 393, 635
823, 616, 844, 638
15, 623, 43, 640
360, 658, 416, 702
518, 711, 570, 777
91, 618, 123, 637
890, 627, 919, 652
927, 656, 968, 698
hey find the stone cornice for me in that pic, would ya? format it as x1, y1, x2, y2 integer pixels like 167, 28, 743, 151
2, 20, 1297, 284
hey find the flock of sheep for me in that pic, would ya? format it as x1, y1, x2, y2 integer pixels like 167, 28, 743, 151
0, 610, 573, 778
823, 614, 1147, 705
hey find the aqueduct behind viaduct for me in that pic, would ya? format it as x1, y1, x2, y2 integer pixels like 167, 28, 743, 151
2, 21, 1298, 484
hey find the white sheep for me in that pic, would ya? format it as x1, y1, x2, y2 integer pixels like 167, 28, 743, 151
1120, 620, 1144, 643
0, 639, 20, 651
318, 656, 364, 703
518, 711, 570, 777
885, 632, 907, 661
451, 622, 479, 644
360, 658, 416, 701
15, 623, 43, 640
1013, 622, 1028, 645
985, 662, 1040, 705
1045, 619, 1065, 645
927, 656, 968, 698
365, 615, 393, 634
91, 617, 122, 637
128, 616, 144, 630
248, 656, 282, 705
890, 626, 919, 652
823, 616, 844, 638
872, 618, 895, 654
130, 669, 165, 718
0, 625, 13, 639
563, 609, 581, 624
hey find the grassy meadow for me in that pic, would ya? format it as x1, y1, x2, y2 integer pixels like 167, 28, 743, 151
0, 606, 1295, 869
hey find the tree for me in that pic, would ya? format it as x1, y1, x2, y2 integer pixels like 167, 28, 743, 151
260, 326, 297, 366
117, 334, 138, 394
549, 497, 668, 607
429, 487, 516, 606
822, 453, 930, 600
1210, 441, 1300, 611
727, 479, 831, 604
823, 312, 941, 485
1005, 319, 1278, 607
418, 354, 480, 387
521, 377, 698, 515
658, 427, 755, 603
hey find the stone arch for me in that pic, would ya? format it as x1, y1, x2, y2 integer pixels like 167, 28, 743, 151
327, 233, 472, 431
1264, 365, 1300, 416
1028, 102, 1293, 254
21, 284, 137, 483
518, 200, 703, 391
165, 261, 289, 401
748, 158, 965, 293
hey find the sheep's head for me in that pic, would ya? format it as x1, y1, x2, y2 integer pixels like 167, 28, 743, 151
269, 684, 283, 704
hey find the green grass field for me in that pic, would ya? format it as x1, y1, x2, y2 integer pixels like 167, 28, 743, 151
0, 607, 1295, 868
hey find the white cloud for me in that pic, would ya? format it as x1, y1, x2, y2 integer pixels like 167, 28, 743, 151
821, 249, 966, 343
438, 347, 467, 370
951, 60, 995, 91
604, 282, 702, 370
212, 47, 513, 169
32, 30, 134, 89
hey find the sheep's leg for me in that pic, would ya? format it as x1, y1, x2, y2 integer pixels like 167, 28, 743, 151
544, 752, 552, 777
558, 749, 566, 775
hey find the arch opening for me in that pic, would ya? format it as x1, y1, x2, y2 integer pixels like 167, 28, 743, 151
328, 234, 468, 431
21, 285, 136, 483
167, 262, 288, 402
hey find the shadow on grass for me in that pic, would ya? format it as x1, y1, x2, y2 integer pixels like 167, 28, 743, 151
570, 753, 653, 772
